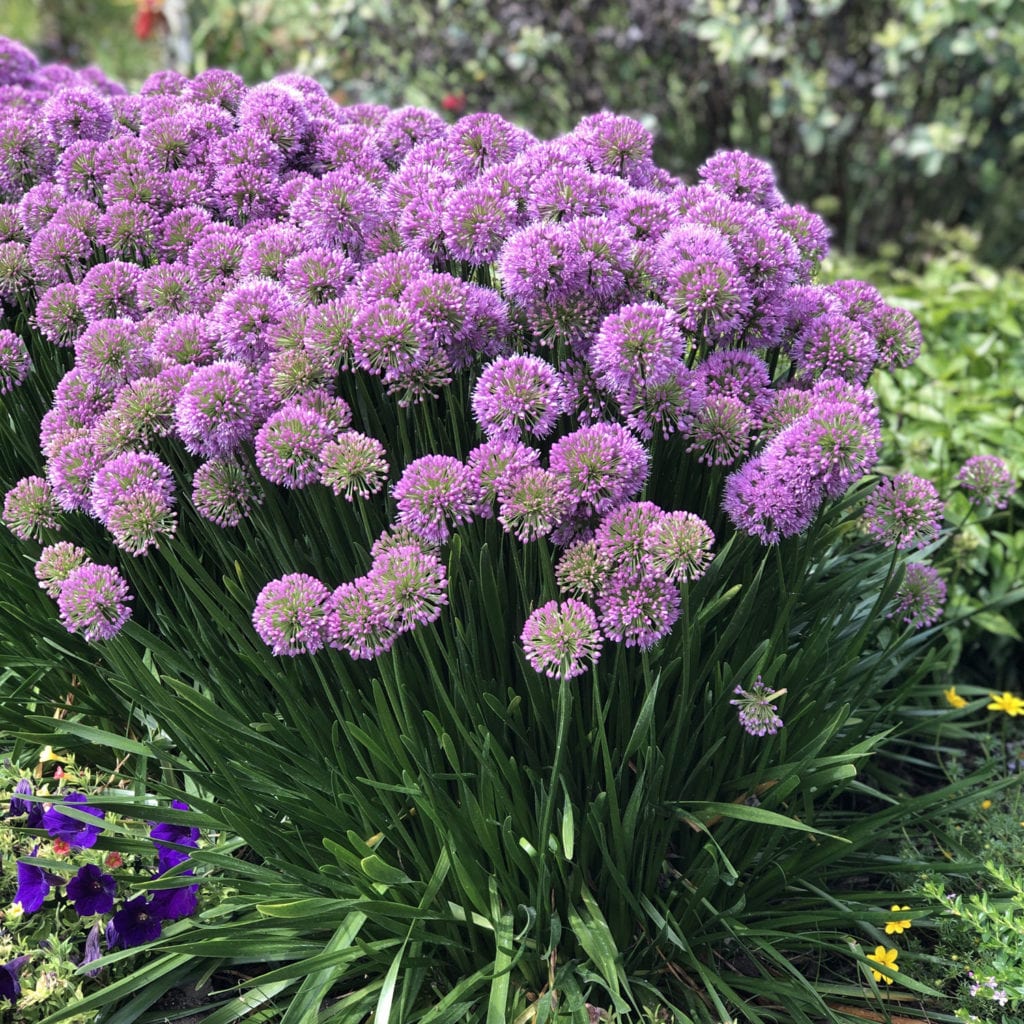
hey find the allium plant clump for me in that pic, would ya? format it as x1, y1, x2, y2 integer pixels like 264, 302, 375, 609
0, 38, 984, 1023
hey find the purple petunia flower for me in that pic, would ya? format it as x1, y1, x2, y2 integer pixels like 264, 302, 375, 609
7, 778, 42, 828
67, 863, 117, 917
42, 792, 105, 848
471, 354, 566, 442
149, 880, 199, 922
252, 573, 332, 657
14, 845, 50, 913
393, 454, 478, 544
958, 454, 1017, 511
80, 922, 103, 977
521, 599, 602, 680
0, 327, 30, 394
892, 562, 947, 630
730, 677, 785, 737
0, 956, 29, 1004
862, 473, 944, 550
107, 895, 162, 949
56, 562, 133, 641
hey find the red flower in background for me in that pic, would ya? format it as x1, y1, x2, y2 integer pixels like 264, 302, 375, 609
441, 92, 466, 114
135, 0, 165, 40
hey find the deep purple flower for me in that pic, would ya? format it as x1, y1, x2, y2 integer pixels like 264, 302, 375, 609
149, 880, 198, 922
521, 599, 602, 680
3, 475, 59, 541
56, 562, 133, 641
107, 895, 162, 949
0, 956, 29, 1003
793, 311, 877, 384
698, 149, 782, 209
722, 452, 822, 544
958, 455, 1017, 511
253, 573, 332, 656
42, 792, 106, 848
67, 863, 117, 917
730, 677, 785, 736
0, 327, 30, 394
394, 454, 477, 544
14, 845, 50, 913
862, 474, 944, 550
597, 565, 680, 649
174, 361, 267, 458
191, 457, 263, 527
254, 404, 334, 489
7, 778, 42, 827
892, 562, 947, 630
471, 355, 566, 442
548, 423, 648, 517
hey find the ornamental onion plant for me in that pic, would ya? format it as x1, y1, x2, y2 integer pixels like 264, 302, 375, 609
0, 37, 999, 1022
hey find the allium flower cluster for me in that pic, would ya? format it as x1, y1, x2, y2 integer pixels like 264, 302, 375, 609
862, 474, 944, 550
730, 677, 785, 737
957, 455, 1016, 511
891, 562, 947, 630
521, 599, 602, 679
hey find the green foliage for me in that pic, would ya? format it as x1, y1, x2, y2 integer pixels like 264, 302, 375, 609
188, 0, 1024, 264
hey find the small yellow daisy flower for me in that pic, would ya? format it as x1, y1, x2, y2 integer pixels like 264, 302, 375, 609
987, 691, 1024, 716
885, 906, 911, 935
943, 686, 967, 709
981, 799, 993, 810
866, 946, 899, 984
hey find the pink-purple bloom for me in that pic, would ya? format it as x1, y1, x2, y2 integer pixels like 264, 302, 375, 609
730, 677, 785, 737
393, 454, 477, 544
0, 327, 30, 393
862, 473, 944, 550
892, 562, 947, 629
56, 562, 133, 640
252, 572, 332, 656
521, 599, 602, 679
958, 454, 1017, 511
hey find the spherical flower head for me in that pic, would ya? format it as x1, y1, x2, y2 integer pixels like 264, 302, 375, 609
211, 278, 298, 367
549, 423, 649, 518
571, 112, 653, 183
290, 166, 380, 258
869, 304, 922, 370
97, 200, 159, 263
729, 676, 785, 737
191, 457, 263, 527
42, 791, 106, 848
555, 539, 612, 602
891, 562, 947, 630
56, 562, 133, 641
188, 68, 246, 112
958, 455, 1017, 511
698, 150, 783, 209
148, 313, 216, 366
465, 439, 541, 517
591, 302, 684, 398
350, 296, 426, 383
355, 250, 434, 302
0, 327, 30, 394
444, 112, 533, 179
237, 83, 310, 159
3, 475, 60, 541
497, 465, 574, 543
104, 484, 177, 555
862, 474, 943, 550
0, 38, 39, 87
472, 354, 566, 442
648, 511, 715, 583
89, 450, 174, 522
187, 223, 246, 285
793, 311, 877, 385
597, 565, 680, 649
253, 572, 331, 657
0, 239, 31, 301
254, 404, 335, 489
66, 863, 116, 917
594, 500, 666, 569
394, 454, 478, 544
33, 283, 87, 347
77, 260, 143, 323
685, 395, 751, 467
722, 451, 823, 545
521, 599, 602, 680
985, 690, 1024, 716
239, 223, 305, 281
497, 221, 586, 309
28, 221, 92, 287
373, 105, 447, 168
35, 542, 92, 599
326, 577, 400, 660
441, 177, 519, 265
107, 894, 162, 949
319, 431, 389, 501
74, 318, 151, 389
365, 544, 448, 634
282, 247, 355, 305
174, 361, 268, 458
160, 204, 213, 263
772, 202, 830, 271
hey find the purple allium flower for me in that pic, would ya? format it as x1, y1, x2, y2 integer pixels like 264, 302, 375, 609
301, 296, 355, 370
571, 112, 653, 183
34, 283, 87, 346
77, 260, 143, 323
760, 387, 815, 439
237, 83, 310, 159
56, 138, 104, 203
793, 311, 877, 384
698, 150, 782, 209
730, 677, 785, 736
0, 327, 30, 393
89, 450, 174, 520
466, 439, 541, 516
597, 565, 680, 649
685, 395, 752, 466
3, 475, 59, 541
239, 223, 305, 281
394, 454, 477, 544
191, 457, 263, 527
287, 387, 352, 432
260, 347, 328, 403
958, 454, 1017, 510
28, 221, 91, 287
555, 539, 612, 602
773, 203, 830, 271
211, 279, 298, 367
862, 474, 944, 549
107, 895, 162, 949
722, 452, 822, 544
892, 562, 947, 630
373, 105, 446, 168
870, 304, 922, 370
254, 404, 334, 489
74, 317, 150, 388
174, 361, 267, 458
104, 483, 177, 555
444, 113, 533, 179
365, 544, 448, 633
17, 181, 64, 233
148, 313, 215, 366
441, 177, 519, 264
97, 200, 159, 263
648, 511, 715, 582
290, 166, 380, 257
548, 423, 648, 517
13, 845, 50, 913
319, 432, 389, 501
497, 221, 587, 309
350, 296, 424, 380
187, 223, 245, 285
0, 38, 39, 86
521, 599, 602, 680
355, 250, 433, 302
253, 572, 332, 657
281, 246, 355, 306
496, 465, 574, 543
0, 240, 31, 300
594, 500, 666, 568
188, 68, 246, 112
471, 354, 566, 442
34, 541, 92, 598
326, 577, 400, 660
566, 215, 633, 302
160, 204, 213, 263
135, 264, 199, 323
698, 350, 772, 419
591, 302, 684, 394
56, 562, 133, 641
98, 135, 164, 207
43, 791, 106, 848
527, 165, 628, 223
67, 863, 116, 917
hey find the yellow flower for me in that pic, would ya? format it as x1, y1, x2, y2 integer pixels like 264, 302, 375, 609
6, 901, 24, 921
987, 691, 1024, 716
866, 946, 899, 984
943, 686, 968, 709
981, 799, 993, 810
885, 906, 911, 935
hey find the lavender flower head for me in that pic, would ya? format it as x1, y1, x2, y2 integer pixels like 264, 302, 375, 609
254, 404, 334, 489
958, 455, 1017, 511
722, 451, 822, 545
730, 677, 785, 737
862, 473, 944, 550
393, 454, 478, 544
191, 457, 263, 527
211, 278, 298, 366
892, 562, 947, 630
365, 544, 448, 633
648, 511, 715, 583
319, 431, 389, 501
0, 327, 30, 393
34, 283, 87, 346
252, 573, 332, 656
593, 500, 666, 568
597, 565, 680, 649
698, 149, 783, 209
548, 423, 648, 517
34, 541, 92, 598
56, 562, 133, 641
497, 465, 574, 543
472, 354, 566, 441
521, 599, 602, 680
3, 475, 60, 541
555, 539, 612, 602
174, 361, 267, 458
326, 577, 400, 661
